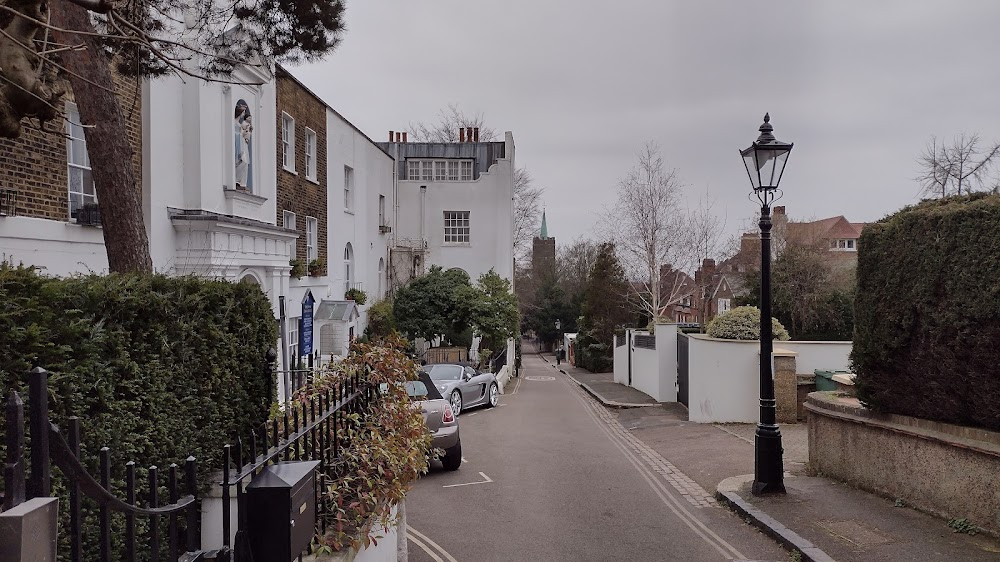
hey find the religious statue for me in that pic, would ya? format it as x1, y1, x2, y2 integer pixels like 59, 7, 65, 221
234, 101, 253, 190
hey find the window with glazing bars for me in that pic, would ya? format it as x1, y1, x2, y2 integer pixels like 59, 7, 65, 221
443, 211, 470, 243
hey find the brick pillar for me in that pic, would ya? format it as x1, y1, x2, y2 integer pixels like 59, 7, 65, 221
773, 349, 798, 424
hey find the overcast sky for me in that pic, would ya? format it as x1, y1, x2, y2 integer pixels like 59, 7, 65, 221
290, 1, 1000, 249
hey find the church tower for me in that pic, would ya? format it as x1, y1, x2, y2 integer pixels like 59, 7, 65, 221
531, 210, 556, 280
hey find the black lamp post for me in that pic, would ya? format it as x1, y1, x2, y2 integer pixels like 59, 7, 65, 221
740, 113, 793, 496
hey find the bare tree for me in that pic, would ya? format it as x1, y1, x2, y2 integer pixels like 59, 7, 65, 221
917, 133, 1000, 198
1, 0, 346, 272
687, 196, 727, 264
604, 142, 694, 321
410, 104, 543, 265
513, 167, 544, 262
556, 237, 600, 302
409, 104, 498, 143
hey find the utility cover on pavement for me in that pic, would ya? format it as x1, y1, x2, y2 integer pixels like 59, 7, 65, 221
525, 376, 556, 381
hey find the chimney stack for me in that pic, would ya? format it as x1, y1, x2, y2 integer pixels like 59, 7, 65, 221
389, 130, 394, 142
466, 127, 473, 142
396, 132, 401, 142
402, 132, 407, 143
473, 127, 479, 142
459, 128, 465, 142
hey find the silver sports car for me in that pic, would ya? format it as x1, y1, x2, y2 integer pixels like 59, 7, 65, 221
423, 363, 499, 416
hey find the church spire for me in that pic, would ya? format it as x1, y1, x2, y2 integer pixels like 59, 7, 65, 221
540, 209, 548, 240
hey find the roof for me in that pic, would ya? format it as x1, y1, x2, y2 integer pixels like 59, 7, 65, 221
787, 216, 865, 243
315, 300, 358, 322
275, 65, 394, 160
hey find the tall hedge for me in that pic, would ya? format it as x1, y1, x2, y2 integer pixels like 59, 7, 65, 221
851, 194, 1000, 430
0, 264, 277, 558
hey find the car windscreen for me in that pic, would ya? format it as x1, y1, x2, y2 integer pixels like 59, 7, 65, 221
426, 364, 463, 381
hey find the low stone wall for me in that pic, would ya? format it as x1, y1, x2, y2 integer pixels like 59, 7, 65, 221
806, 392, 1000, 537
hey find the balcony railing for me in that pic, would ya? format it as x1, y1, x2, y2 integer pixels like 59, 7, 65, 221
345, 281, 363, 294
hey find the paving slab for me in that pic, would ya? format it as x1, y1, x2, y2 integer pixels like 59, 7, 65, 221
720, 474, 1000, 562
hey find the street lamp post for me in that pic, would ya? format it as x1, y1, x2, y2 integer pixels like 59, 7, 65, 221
740, 113, 793, 496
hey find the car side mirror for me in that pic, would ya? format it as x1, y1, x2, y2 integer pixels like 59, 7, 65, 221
463, 372, 472, 381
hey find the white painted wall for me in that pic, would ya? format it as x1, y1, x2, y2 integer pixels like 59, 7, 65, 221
326, 109, 395, 336
0, 216, 108, 275
686, 335, 853, 423
655, 323, 679, 402
630, 330, 659, 400
613, 333, 629, 385
394, 133, 515, 284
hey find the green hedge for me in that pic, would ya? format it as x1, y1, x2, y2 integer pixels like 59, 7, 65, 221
0, 265, 277, 558
851, 194, 1000, 430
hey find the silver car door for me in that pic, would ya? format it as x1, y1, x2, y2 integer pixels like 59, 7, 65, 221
461, 366, 480, 403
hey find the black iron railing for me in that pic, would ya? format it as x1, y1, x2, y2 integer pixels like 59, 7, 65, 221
489, 348, 507, 374
1, 365, 373, 562
2, 368, 199, 561
221, 367, 371, 560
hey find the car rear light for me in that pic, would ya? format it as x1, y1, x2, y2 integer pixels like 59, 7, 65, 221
442, 405, 455, 424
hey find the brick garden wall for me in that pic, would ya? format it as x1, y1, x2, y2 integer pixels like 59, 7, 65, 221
0, 73, 142, 221
275, 67, 328, 275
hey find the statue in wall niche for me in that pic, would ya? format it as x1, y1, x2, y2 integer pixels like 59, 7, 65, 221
234, 99, 254, 191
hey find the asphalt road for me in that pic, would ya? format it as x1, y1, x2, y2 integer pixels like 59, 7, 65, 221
404, 350, 789, 562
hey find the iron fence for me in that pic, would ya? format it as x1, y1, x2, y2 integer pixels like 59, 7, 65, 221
1, 365, 373, 562
489, 348, 507, 374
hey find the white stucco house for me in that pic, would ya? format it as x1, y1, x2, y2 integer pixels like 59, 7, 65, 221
377, 130, 516, 288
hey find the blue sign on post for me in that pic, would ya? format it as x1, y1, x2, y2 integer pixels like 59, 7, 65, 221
300, 290, 315, 356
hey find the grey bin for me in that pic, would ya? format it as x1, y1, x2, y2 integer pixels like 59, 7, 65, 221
814, 369, 851, 392
245, 460, 321, 562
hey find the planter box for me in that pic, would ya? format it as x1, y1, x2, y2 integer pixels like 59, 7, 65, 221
806, 392, 1000, 537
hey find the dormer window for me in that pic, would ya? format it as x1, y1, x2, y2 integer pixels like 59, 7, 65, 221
406, 159, 475, 181
830, 239, 857, 251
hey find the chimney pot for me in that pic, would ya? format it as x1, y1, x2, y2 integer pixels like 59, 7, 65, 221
402, 132, 407, 143
396, 132, 402, 142
466, 127, 473, 142
474, 127, 480, 142
389, 130, 394, 142
459, 128, 466, 142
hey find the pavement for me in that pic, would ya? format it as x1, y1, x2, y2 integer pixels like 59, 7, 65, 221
546, 352, 1000, 562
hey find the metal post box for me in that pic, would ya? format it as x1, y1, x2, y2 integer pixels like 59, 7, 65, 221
245, 460, 321, 562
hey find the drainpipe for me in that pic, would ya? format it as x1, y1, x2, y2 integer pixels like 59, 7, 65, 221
419, 185, 427, 245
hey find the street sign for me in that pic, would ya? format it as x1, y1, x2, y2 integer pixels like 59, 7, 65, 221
300, 291, 315, 356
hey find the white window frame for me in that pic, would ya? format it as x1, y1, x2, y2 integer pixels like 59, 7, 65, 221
281, 113, 295, 172
406, 159, 475, 182
66, 103, 96, 220
344, 166, 354, 213
288, 320, 300, 363
306, 216, 318, 262
378, 195, 386, 226
443, 211, 471, 244
718, 298, 732, 314
344, 243, 353, 293
283, 210, 296, 231
304, 128, 317, 181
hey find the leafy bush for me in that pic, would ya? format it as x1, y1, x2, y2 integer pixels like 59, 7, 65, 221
309, 336, 431, 553
574, 332, 613, 372
852, 194, 1000, 430
706, 306, 790, 341
345, 287, 368, 305
0, 264, 276, 559
364, 298, 395, 340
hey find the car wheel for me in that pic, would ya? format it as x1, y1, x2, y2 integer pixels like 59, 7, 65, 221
442, 442, 462, 471
486, 382, 499, 408
450, 390, 463, 416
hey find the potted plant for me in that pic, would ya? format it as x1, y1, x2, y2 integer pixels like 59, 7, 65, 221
308, 259, 326, 277
344, 287, 368, 305
289, 259, 306, 279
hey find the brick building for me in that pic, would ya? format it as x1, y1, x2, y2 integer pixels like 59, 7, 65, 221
0, 76, 142, 273
276, 67, 328, 277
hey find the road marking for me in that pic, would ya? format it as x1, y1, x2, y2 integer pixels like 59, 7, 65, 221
407, 532, 444, 562
567, 379, 747, 560
407, 525, 458, 562
508, 374, 523, 395
441, 471, 493, 488
467, 412, 478, 416
525, 375, 556, 381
